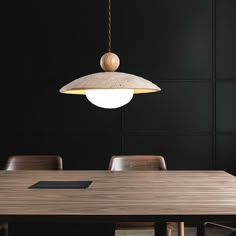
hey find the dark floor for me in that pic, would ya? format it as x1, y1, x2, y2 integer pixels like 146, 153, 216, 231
116, 226, 233, 236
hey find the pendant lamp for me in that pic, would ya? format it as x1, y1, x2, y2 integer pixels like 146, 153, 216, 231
59, 0, 161, 109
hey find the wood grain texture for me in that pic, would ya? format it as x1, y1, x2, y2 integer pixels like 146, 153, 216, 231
0, 171, 236, 222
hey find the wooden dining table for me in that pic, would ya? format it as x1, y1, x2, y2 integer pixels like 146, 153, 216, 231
0, 170, 236, 236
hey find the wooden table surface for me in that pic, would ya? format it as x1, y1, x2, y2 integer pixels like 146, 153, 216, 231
0, 170, 236, 224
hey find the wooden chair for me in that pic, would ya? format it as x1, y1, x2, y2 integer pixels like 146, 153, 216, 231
1, 155, 63, 236
108, 155, 185, 236
4, 155, 63, 170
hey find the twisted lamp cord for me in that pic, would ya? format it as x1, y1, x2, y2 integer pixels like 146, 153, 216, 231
108, 0, 111, 52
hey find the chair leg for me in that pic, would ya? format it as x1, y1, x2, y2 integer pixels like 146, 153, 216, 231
167, 228, 172, 236
178, 222, 184, 236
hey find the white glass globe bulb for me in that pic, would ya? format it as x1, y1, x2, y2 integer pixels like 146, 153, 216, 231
85, 89, 134, 109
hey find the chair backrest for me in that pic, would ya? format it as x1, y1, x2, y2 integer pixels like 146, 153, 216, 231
108, 155, 167, 171
4, 155, 63, 170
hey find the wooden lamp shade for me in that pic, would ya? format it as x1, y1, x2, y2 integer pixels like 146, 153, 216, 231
59, 72, 161, 95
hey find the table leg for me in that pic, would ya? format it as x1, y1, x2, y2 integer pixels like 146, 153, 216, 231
155, 222, 167, 236
197, 223, 206, 236
178, 222, 185, 236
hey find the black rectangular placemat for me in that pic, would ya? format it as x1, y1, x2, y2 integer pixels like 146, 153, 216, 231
29, 181, 92, 189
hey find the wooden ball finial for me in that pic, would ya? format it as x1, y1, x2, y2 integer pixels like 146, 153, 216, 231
100, 52, 120, 72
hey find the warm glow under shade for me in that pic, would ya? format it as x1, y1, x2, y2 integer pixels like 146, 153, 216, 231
59, 72, 161, 109
86, 89, 133, 109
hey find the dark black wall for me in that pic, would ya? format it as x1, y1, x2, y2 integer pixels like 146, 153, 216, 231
0, 0, 235, 173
